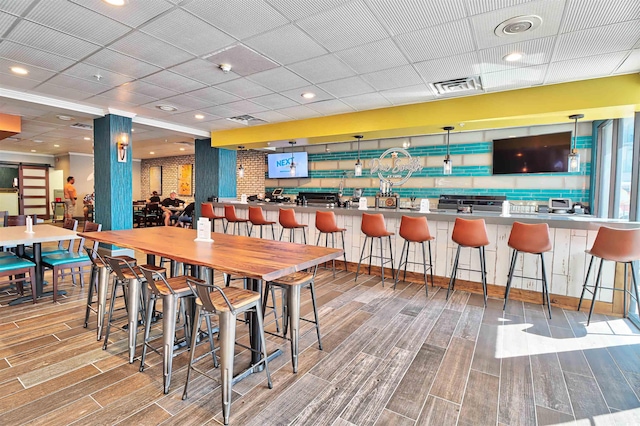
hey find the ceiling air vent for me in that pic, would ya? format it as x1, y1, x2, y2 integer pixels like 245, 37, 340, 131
430, 76, 483, 96
70, 123, 93, 130
226, 115, 267, 126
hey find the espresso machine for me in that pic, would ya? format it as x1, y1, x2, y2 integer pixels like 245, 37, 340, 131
375, 179, 398, 209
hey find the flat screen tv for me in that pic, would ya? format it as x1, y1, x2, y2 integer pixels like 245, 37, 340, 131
267, 152, 309, 178
492, 131, 572, 175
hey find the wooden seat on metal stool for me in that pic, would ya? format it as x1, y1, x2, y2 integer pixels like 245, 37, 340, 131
446, 218, 489, 306
315, 211, 347, 277
356, 213, 395, 285
201, 202, 225, 233
578, 226, 640, 325
394, 216, 435, 296
224, 205, 250, 235
279, 208, 307, 243
183, 275, 272, 426
504, 222, 553, 318
249, 206, 276, 239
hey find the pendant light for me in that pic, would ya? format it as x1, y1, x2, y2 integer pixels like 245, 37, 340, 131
237, 146, 245, 178
289, 141, 296, 176
443, 126, 454, 175
568, 114, 583, 173
354, 135, 363, 177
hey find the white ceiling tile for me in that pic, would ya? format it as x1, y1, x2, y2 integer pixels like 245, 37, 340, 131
0, 0, 35, 15
279, 85, 334, 103
223, 100, 270, 115
121, 80, 179, 99
187, 87, 242, 104
0, 57, 56, 81
216, 78, 273, 98
561, 0, 640, 33
482, 64, 546, 90
250, 110, 293, 123
297, 0, 389, 51
160, 110, 219, 125
30, 83, 92, 101
206, 119, 247, 130
367, 0, 467, 35
0, 71, 43, 90
335, 38, 409, 74
135, 104, 184, 119
464, 0, 534, 15
26, 0, 130, 45
45, 74, 112, 95
361, 64, 424, 90
200, 104, 245, 118
305, 99, 354, 115
244, 25, 328, 65
205, 45, 279, 77
62, 63, 133, 87
251, 93, 300, 109
414, 52, 481, 83
341, 92, 392, 110
84, 49, 161, 78
288, 54, 355, 83
266, 0, 351, 20
141, 70, 206, 93
183, 0, 289, 40
478, 36, 554, 73
471, 0, 564, 49
0, 11, 17, 34
553, 20, 640, 62
615, 49, 640, 74
68, 0, 174, 28
275, 105, 321, 119
545, 52, 629, 83
97, 88, 159, 105
380, 84, 435, 105
84, 95, 138, 110
109, 32, 194, 68
169, 59, 240, 86
0, 41, 76, 71
140, 9, 234, 56
160, 94, 215, 111
318, 76, 376, 97
247, 67, 310, 91
395, 18, 475, 61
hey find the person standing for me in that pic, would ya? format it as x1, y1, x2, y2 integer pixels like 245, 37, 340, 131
63, 176, 77, 220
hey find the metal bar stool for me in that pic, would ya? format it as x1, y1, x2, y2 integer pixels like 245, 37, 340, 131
504, 222, 553, 319
446, 217, 489, 306
183, 274, 272, 426
394, 215, 435, 296
315, 211, 347, 277
201, 202, 226, 233
279, 208, 307, 243
224, 205, 250, 235
249, 206, 276, 239
138, 265, 197, 394
578, 226, 640, 325
356, 213, 395, 285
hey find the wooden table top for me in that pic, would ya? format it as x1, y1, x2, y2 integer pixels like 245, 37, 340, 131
79, 227, 343, 282
0, 224, 79, 246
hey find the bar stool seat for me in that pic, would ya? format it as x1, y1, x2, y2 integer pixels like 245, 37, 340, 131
578, 226, 640, 325
446, 218, 489, 306
224, 205, 250, 235
279, 208, 307, 243
394, 215, 435, 296
504, 222, 553, 319
356, 213, 395, 285
315, 211, 347, 277
201, 203, 226, 233
249, 206, 276, 239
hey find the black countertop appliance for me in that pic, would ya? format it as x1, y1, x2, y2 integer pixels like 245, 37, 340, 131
437, 194, 506, 212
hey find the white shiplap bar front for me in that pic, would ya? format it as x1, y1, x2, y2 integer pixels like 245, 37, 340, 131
210, 203, 638, 307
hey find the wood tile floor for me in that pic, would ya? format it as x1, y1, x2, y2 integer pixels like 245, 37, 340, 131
1, 265, 640, 425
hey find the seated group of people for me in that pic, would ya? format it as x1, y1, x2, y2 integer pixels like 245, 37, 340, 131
148, 191, 194, 227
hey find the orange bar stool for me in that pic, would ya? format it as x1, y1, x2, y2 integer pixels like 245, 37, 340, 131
223, 204, 250, 235
201, 203, 226, 233
279, 208, 308, 243
356, 213, 395, 285
578, 226, 640, 325
504, 222, 553, 319
446, 218, 489, 306
394, 216, 435, 296
315, 211, 347, 277
249, 206, 276, 239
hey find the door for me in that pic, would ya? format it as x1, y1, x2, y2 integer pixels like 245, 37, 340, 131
19, 165, 50, 220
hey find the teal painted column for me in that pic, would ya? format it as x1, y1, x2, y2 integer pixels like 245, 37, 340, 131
194, 138, 236, 218
93, 114, 132, 231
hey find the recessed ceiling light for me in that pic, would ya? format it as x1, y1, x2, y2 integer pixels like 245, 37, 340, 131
179, 148, 185, 151
131, 128, 135, 132
33, 139, 43, 143
10, 66, 28, 75
150, 151, 155, 155
54, 144, 60, 147
301, 92, 316, 99
194, 114, 205, 119
156, 105, 177, 112
57, 114, 73, 121
102, 0, 125, 6
503, 52, 523, 62
84, 137, 91, 141
31, 149, 36, 152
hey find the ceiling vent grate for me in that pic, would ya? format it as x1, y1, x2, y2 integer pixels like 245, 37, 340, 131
70, 123, 93, 130
430, 76, 483, 96
226, 115, 267, 126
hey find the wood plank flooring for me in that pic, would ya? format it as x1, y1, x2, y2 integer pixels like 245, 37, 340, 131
2, 255, 640, 425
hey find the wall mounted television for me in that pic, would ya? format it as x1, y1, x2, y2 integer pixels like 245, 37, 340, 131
267, 152, 309, 178
492, 131, 572, 175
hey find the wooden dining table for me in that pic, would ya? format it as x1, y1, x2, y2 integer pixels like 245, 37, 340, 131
78, 226, 343, 390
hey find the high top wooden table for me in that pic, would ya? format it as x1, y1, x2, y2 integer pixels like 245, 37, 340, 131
79, 226, 343, 387
1, 224, 79, 305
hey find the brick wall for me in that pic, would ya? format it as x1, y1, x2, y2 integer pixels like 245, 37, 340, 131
236, 150, 266, 198
140, 155, 195, 203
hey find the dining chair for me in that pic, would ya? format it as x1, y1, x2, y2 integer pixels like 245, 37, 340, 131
6, 214, 37, 227
0, 256, 37, 303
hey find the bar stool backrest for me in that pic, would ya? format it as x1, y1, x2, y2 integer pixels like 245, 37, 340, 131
361, 213, 389, 237
105, 255, 138, 282
85, 246, 110, 272
399, 216, 433, 242
451, 217, 489, 247
139, 265, 176, 297
186, 277, 234, 315
201, 203, 217, 219
508, 222, 552, 254
315, 211, 339, 233
224, 205, 240, 221
249, 206, 267, 224
589, 226, 640, 262
279, 208, 300, 228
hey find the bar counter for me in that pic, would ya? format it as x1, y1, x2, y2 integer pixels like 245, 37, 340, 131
210, 201, 640, 314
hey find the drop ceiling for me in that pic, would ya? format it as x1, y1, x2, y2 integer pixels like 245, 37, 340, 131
0, 0, 638, 159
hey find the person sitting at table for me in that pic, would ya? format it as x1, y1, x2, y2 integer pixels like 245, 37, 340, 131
161, 191, 184, 226
147, 191, 160, 203
175, 202, 195, 228
83, 192, 94, 222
